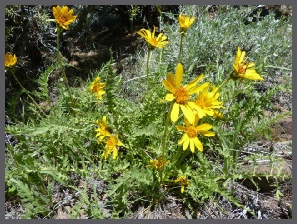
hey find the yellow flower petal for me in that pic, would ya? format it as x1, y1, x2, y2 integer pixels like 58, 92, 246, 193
194, 106, 206, 118
184, 116, 192, 127
187, 82, 209, 95
183, 136, 190, 150
152, 26, 156, 38
171, 102, 180, 122
194, 137, 203, 152
162, 76, 176, 94
165, 93, 175, 101
239, 49, 246, 63
244, 69, 264, 81
90, 76, 106, 100
189, 138, 195, 153
175, 63, 183, 88
167, 73, 176, 89
196, 123, 212, 131
247, 62, 255, 68
176, 126, 187, 132
193, 113, 199, 126
178, 133, 186, 144
185, 74, 204, 91
180, 105, 194, 124
113, 148, 118, 160
117, 140, 124, 146
200, 131, 216, 137
181, 185, 185, 193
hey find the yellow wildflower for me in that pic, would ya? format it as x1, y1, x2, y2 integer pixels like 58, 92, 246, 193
5, 53, 17, 67
137, 26, 169, 49
162, 63, 208, 123
89, 77, 106, 100
191, 83, 224, 118
52, 5, 77, 30
173, 175, 189, 193
148, 157, 170, 171
176, 114, 215, 153
232, 47, 264, 81
95, 116, 111, 141
179, 14, 196, 33
102, 134, 124, 160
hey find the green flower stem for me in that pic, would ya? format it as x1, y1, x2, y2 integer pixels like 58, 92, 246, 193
161, 102, 174, 158
146, 48, 151, 91
57, 28, 76, 116
178, 33, 184, 63
160, 107, 183, 184
161, 104, 184, 159
166, 112, 183, 148
216, 75, 232, 94
160, 102, 172, 184
11, 72, 46, 118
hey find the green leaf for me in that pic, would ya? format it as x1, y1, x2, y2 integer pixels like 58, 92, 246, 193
132, 123, 159, 137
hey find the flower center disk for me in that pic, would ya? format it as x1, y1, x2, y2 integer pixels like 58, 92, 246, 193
238, 64, 246, 74
174, 87, 189, 104
186, 126, 197, 138
58, 16, 67, 24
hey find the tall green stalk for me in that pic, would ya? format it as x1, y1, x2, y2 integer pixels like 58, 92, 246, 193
161, 102, 174, 158
178, 33, 184, 63
158, 102, 174, 184
56, 28, 76, 116
146, 48, 151, 91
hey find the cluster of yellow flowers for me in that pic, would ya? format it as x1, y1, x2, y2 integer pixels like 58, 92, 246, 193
162, 63, 218, 153
136, 13, 264, 193
95, 116, 124, 160
87, 73, 122, 160
5, 7, 265, 195
89, 77, 106, 100
136, 14, 197, 50
51, 6, 124, 160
